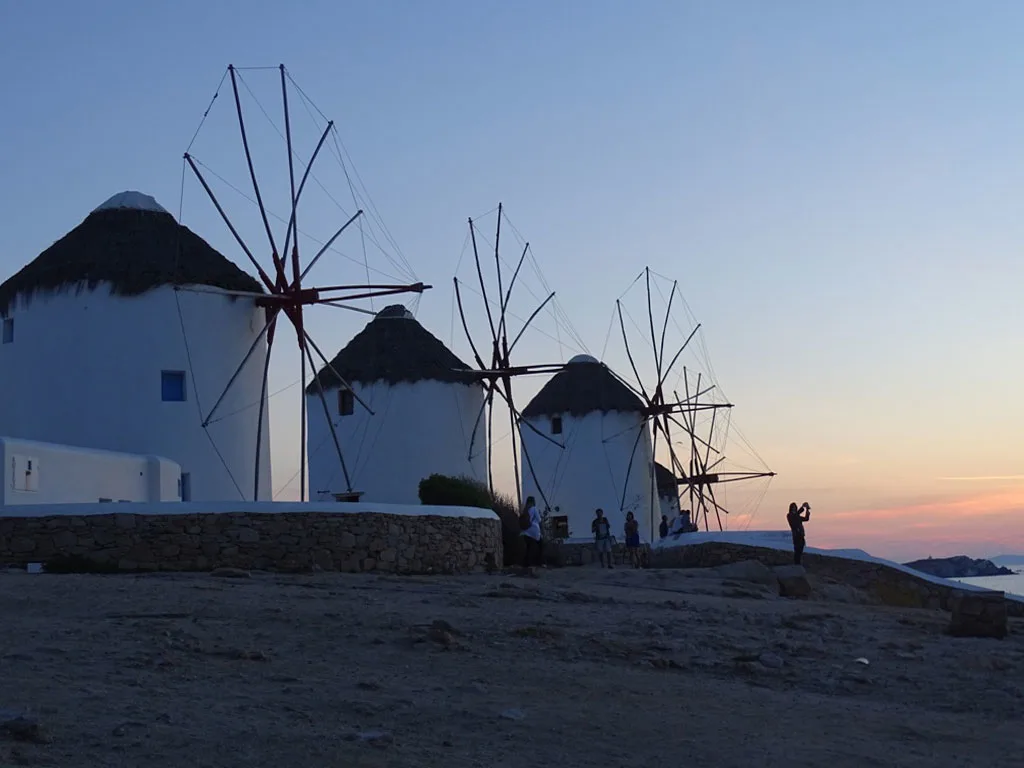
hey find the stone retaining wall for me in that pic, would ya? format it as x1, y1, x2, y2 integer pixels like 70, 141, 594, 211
0, 511, 502, 574
651, 541, 1024, 618
558, 541, 651, 566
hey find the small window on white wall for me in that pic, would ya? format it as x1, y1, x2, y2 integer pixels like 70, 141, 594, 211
161, 371, 186, 402
1, 317, 13, 344
551, 416, 563, 435
338, 389, 354, 416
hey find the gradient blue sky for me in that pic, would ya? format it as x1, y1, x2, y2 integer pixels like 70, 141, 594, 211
2, 1, 1023, 560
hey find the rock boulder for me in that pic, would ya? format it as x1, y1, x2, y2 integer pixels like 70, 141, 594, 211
774, 564, 812, 598
947, 589, 1008, 639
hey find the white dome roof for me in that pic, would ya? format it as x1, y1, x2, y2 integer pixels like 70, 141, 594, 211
568, 353, 600, 365
92, 191, 169, 215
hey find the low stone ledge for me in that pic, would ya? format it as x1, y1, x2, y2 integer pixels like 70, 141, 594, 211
0, 511, 502, 575
948, 589, 1008, 639
650, 541, 1023, 618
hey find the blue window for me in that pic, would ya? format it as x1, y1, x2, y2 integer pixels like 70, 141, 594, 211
1, 317, 13, 344
161, 371, 186, 402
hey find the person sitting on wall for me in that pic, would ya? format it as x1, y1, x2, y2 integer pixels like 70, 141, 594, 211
669, 510, 691, 536
519, 495, 543, 569
592, 508, 613, 569
659, 514, 669, 539
787, 501, 811, 565
624, 510, 641, 568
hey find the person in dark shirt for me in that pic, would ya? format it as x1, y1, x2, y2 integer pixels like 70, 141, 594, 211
786, 502, 811, 565
624, 511, 641, 568
659, 515, 669, 539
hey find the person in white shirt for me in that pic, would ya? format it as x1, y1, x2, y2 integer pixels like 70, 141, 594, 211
670, 509, 693, 535
519, 495, 542, 567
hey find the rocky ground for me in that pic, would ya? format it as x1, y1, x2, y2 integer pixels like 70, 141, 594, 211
1, 563, 1022, 767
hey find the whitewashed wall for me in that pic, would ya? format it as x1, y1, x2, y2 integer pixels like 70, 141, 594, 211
659, 492, 679, 530
0, 437, 180, 505
0, 285, 271, 501
306, 380, 487, 504
520, 409, 657, 543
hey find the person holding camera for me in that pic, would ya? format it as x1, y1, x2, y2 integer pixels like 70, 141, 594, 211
787, 502, 811, 565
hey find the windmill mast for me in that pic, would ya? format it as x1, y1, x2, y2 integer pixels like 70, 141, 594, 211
182, 64, 430, 501
614, 267, 775, 534
454, 203, 568, 511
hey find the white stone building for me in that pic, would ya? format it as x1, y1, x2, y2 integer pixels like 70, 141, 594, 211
0, 191, 272, 501
519, 354, 658, 543
0, 436, 181, 506
306, 304, 487, 504
655, 461, 682, 533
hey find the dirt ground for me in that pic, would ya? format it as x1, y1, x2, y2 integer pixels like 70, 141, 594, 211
1, 563, 1022, 768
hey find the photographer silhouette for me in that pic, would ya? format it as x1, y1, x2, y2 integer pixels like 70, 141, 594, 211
786, 502, 811, 565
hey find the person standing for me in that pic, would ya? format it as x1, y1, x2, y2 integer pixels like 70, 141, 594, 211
519, 495, 542, 568
659, 515, 669, 539
624, 510, 641, 568
591, 508, 613, 569
786, 502, 811, 565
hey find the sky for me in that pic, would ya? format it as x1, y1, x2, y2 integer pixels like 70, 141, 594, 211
1, 0, 1023, 561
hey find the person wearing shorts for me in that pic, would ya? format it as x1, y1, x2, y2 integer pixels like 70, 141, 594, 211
592, 508, 613, 569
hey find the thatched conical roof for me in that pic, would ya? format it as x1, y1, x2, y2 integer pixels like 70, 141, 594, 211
522, 354, 645, 419
306, 304, 477, 391
0, 191, 263, 316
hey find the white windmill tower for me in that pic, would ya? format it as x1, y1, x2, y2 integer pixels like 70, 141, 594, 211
655, 461, 681, 526
518, 354, 656, 542
305, 303, 487, 503
0, 190, 271, 502
177, 64, 429, 501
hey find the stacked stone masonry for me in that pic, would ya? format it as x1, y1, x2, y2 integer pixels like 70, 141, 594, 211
651, 541, 1024, 619
0, 511, 503, 574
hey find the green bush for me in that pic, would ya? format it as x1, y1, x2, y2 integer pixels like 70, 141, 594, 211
418, 473, 493, 509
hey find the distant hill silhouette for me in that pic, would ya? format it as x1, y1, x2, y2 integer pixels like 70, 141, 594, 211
904, 555, 1013, 578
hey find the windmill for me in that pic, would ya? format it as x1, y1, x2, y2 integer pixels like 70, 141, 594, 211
451, 203, 581, 510
178, 64, 429, 502
610, 267, 775, 535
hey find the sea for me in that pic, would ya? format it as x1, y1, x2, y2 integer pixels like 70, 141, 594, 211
957, 568, 1024, 599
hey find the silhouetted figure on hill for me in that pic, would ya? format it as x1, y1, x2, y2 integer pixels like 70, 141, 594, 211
787, 502, 811, 565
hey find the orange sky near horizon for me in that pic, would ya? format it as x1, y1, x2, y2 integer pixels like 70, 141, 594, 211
735, 481, 1024, 562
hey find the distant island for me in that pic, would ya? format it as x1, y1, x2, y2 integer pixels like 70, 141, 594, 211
904, 555, 1014, 579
